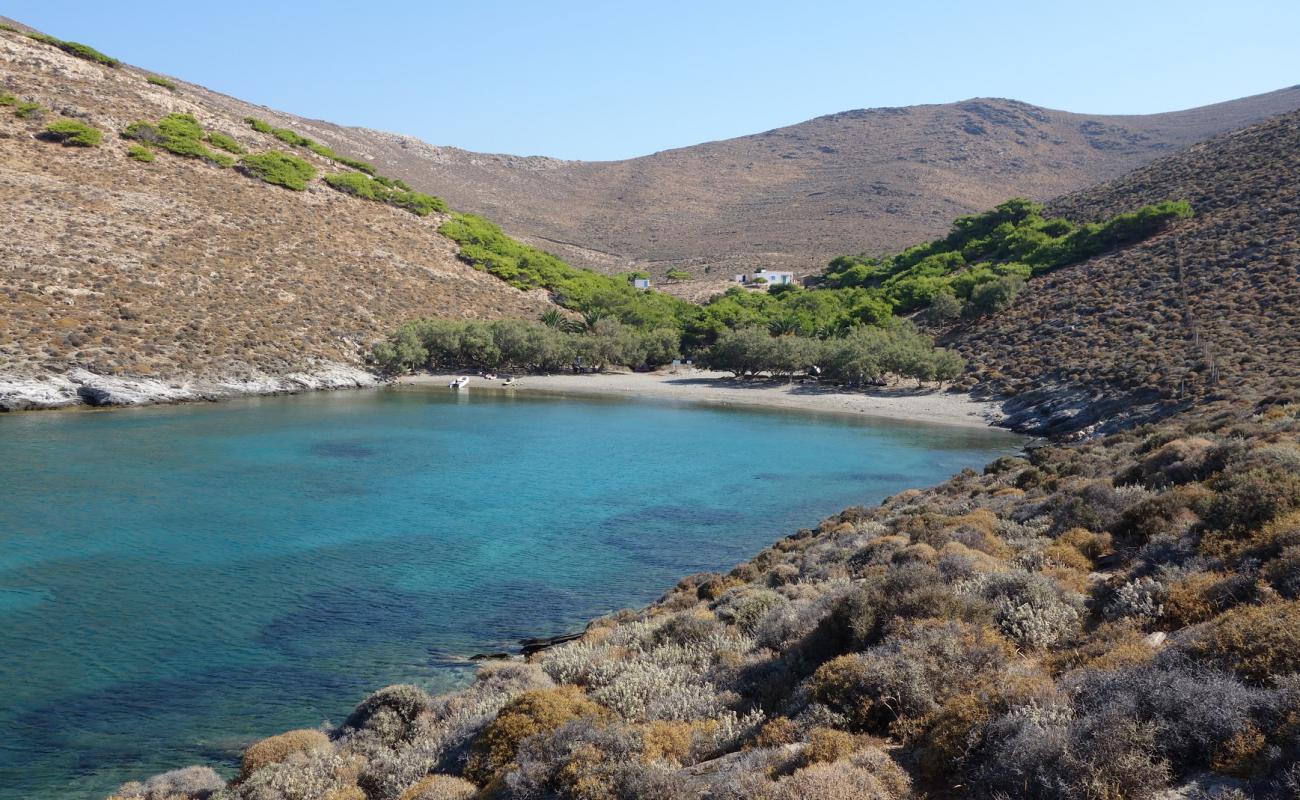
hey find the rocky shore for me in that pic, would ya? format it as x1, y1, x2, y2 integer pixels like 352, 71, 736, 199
0, 364, 381, 411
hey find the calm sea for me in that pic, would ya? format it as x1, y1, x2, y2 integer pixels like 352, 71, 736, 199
0, 387, 1021, 798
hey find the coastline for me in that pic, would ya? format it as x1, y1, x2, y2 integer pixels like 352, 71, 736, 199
397, 369, 1006, 429
0, 364, 381, 412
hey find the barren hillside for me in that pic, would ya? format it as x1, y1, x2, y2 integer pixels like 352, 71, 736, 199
319, 88, 1300, 286
0, 25, 554, 406
946, 109, 1300, 433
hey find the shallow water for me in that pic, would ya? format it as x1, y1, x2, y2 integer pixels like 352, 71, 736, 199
0, 387, 1021, 798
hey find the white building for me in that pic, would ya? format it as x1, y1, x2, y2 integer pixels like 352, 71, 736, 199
632, 277, 651, 290
737, 269, 795, 286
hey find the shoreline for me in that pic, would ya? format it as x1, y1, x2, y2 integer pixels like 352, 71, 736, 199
397, 369, 1006, 429
0, 364, 381, 412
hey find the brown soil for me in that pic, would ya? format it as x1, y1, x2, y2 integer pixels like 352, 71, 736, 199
0, 28, 554, 382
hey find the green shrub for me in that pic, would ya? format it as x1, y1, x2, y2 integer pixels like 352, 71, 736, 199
26, 33, 119, 66
205, 131, 245, 155
127, 144, 155, 163
239, 150, 317, 190
123, 113, 233, 166
0, 23, 16, 32
323, 171, 447, 216
666, 268, 693, 282
14, 101, 42, 119
0, 94, 16, 106
272, 126, 312, 147
245, 117, 379, 175
965, 275, 1025, 316
41, 119, 102, 147
145, 75, 176, 91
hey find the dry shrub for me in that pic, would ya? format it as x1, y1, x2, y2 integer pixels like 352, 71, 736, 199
1162, 570, 1234, 627
1209, 724, 1269, 777
770, 746, 910, 800
1182, 599, 1300, 683
800, 727, 860, 766
111, 766, 225, 800
754, 716, 799, 749
1115, 484, 1212, 544
639, 720, 696, 764
1048, 621, 1155, 673
397, 774, 477, 800
343, 684, 432, 745
240, 729, 331, 781
1057, 527, 1114, 561
464, 686, 609, 785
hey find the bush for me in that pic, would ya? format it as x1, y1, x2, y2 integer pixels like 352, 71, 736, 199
26, 32, 119, 66
924, 290, 963, 324
110, 766, 224, 800
241, 729, 331, 780
966, 275, 1025, 316
14, 101, 42, 119
343, 684, 432, 744
41, 119, 102, 147
1181, 600, 1300, 683
980, 570, 1084, 648
323, 172, 447, 216
397, 774, 476, 800
770, 747, 911, 800
206, 131, 246, 154
239, 151, 317, 190
127, 144, 155, 163
1207, 464, 1300, 534
146, 75, 177, 91
0, 93, 16, 106
123, 113, 234, 166
463, 686, 608, 785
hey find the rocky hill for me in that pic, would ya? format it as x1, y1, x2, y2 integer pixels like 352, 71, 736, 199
0, 23, 555, 409
946, 109, 1300, 435
329, 87, 1300, 288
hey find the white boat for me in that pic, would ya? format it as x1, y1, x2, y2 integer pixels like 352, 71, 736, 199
449, 376, 470, 389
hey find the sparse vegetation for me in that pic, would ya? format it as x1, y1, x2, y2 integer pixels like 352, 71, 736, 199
323, 172, 447, 216
238, 150, 317, 191
0, 93, 16, 106
145, 75, 176, 91
14, 101, 43, 119
126, 144, 155, 163
205, 131, 245, 155
41, 119, 102, 147
25, 32, 119, 66
244, 116, 379, 175
123, 113, 234, 166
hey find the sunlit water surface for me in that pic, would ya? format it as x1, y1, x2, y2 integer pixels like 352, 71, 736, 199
0, 387, 1022, 798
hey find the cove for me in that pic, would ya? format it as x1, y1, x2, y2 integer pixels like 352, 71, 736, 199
0, 387, 1022, 799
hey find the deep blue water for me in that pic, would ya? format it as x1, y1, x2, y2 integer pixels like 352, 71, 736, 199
0, 387, 1021, 798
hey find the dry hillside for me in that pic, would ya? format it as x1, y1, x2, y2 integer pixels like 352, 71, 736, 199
945, 109, 1300, 434
326, 89, 1300, 287
0, 25, 554, 400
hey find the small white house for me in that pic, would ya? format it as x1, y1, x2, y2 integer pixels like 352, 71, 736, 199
739, 269, 795, 286
632, 277, 651, 290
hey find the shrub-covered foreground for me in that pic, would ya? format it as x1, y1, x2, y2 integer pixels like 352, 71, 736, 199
115, 397, 1300, 799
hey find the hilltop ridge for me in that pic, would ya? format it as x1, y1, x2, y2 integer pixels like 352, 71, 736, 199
331, 86, 1300, 285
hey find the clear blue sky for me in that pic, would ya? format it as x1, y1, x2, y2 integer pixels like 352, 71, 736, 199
6, 1, 1298, 160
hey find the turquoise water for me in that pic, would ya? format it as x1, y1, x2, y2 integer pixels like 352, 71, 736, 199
0, 387, 1021, 798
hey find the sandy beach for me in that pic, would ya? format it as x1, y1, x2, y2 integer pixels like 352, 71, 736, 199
397, 369, 1005, 429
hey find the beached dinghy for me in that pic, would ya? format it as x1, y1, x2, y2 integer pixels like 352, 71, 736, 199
449, 376, 470, 389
